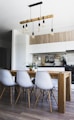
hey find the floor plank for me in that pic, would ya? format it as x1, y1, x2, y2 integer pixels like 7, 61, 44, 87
0, 90, 74, 120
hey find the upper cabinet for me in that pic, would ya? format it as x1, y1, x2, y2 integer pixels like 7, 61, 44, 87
30, 30, 74, 44
29, 30, 74, 54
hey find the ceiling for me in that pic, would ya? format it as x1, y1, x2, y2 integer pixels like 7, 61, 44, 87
0, 0, 74, 35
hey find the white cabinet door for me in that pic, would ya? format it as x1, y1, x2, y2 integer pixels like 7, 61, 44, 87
37, 67, 65, 71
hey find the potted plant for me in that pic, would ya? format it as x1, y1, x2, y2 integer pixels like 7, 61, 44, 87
29, 64, 33, 71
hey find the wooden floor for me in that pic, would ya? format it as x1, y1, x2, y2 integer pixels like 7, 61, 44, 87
0, 90, 74, 120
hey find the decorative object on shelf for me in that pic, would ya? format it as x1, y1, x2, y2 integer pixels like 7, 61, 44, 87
60, 56, 67, 66
20, 1, 54, 38
29, 63, 38, 71
45, 55, 54, 63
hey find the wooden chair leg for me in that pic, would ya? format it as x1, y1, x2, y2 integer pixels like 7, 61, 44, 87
10, 87, 13, 104
15, 87, 21, 104
0, 87, 6, 99
15, 86, 19, 94
41, 90, 45, 102
47, 91, 52, 112
35, 91, 41, 106
30, 87, 34, 95
51, 90, 58, 105
22, 88, 25, 99
27, 89, 30, 108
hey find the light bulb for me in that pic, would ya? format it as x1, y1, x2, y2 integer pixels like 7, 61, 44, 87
22, 25, 25, 33
25, 24, 28, 30
38, 23, 40, 32
32, 32, 35, 38
42, 19, 45, 27
38, 23, 40, 26
50, 28, 54, 35
51, 28, 53, 32
43, 19, 45, 23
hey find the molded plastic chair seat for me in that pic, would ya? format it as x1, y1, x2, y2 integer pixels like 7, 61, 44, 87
17, 71, 33, 88
1, 72, 16, 86
15, 70, 34, 108
35, 71, 57, 112
0, 69, 16, 104
35, 71, 53, 90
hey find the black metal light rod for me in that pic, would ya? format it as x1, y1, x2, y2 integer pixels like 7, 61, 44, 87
28, 1, 43, 7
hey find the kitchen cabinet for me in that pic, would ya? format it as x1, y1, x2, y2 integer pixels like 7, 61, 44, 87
37, 66, 65, 71
30, 30, 74, 44
11, 30, 30, 70
29, 42, 66, 53
28, 30, 74, 65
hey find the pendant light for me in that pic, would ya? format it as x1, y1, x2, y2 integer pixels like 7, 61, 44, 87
50, 17, 54, 35
32, 22, 35, 38
20, 1, 54, 36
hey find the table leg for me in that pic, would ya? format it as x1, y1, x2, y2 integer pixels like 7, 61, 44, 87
66, 72, 71, 101
58, 73, 66, 113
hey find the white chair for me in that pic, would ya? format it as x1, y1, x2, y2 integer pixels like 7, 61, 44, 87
0, 69, 16, 104
15, 70, 33, 108
52, 78, 58, 89
35, 71, 57, 112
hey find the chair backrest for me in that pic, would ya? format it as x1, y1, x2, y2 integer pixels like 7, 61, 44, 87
1, 69, 15, 86
35, 71, 53, 90
16, 70, 33, 88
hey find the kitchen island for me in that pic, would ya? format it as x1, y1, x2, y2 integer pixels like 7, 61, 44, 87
26, 65, 65, 71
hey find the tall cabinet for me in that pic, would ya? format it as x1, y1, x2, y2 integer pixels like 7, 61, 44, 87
11, 30, 29, 70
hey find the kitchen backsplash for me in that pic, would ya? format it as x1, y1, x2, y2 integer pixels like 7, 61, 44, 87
66, 52, 74, 65
32, 53, 65, 66
32, 52, 74, 66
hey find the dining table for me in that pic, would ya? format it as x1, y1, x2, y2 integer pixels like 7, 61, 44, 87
11, 70, 71, 113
